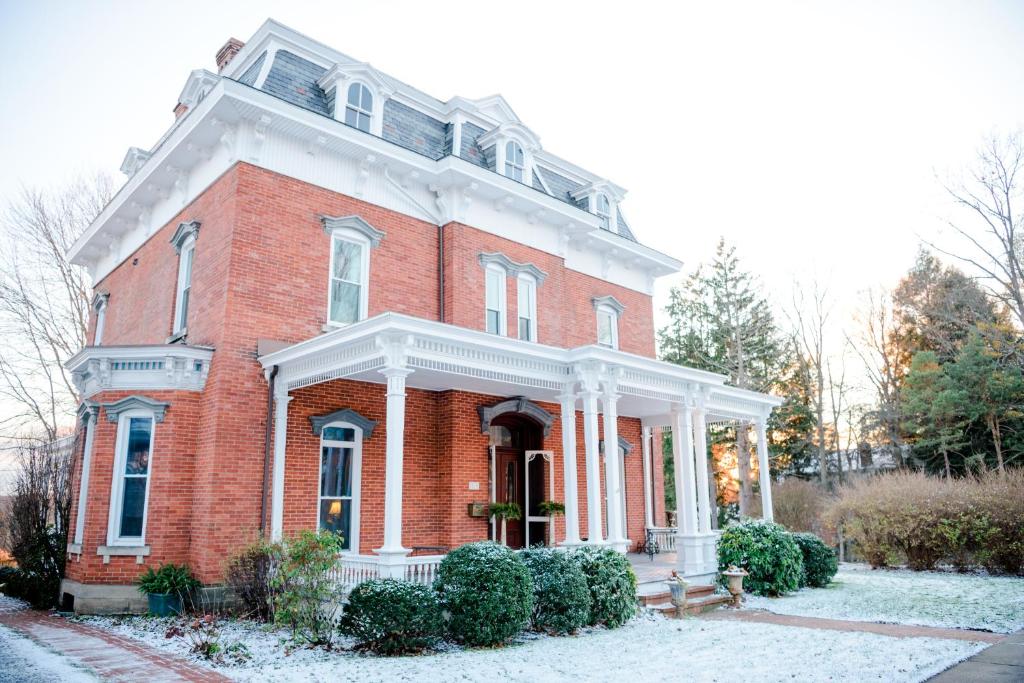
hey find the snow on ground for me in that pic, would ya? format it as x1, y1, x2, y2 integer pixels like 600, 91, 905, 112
745, 563, 1024, 633
82, 611, 985, 683
0, 624, 97, 682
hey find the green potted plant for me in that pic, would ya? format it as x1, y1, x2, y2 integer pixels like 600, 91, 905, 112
538, 500, 565, 546
137, 563, 200, 616
489, 502, 522, 546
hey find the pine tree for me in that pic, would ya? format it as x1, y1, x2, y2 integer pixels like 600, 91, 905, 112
901, 351, 968, 478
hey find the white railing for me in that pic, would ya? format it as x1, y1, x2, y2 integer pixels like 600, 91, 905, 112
404, 555, 444, 585
332, 553, 445, 591
645, 527, 678, 553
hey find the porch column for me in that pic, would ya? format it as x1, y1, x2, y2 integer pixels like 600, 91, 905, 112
692, 405, 712, 534
558, 386, 582, 546
671, 407, 698, 536
601, 372, 627, 552
376, 336, 413, 578
579, 366, 604, 544
755, 414, 774, 522
270, 385, 292, 542
640, 426, 654, 530
72, 405, 98, 548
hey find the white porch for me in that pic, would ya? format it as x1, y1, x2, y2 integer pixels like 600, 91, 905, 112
258, 312, 781, 586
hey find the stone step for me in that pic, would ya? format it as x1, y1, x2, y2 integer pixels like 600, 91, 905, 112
646, 592, 733, 618
637, 583, 716, 606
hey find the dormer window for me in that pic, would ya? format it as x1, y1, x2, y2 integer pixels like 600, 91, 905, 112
505, 141, 525, 182
345, 83, 373, 133
596, 194, 611, 230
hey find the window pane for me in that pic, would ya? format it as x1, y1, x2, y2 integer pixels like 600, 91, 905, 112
330, 280, 361, 324
125, 418, 152, 475
598, 312, 615, 347
360, 87, 373, 111
321, 446, 353, 498
322, 426, 355, 442
347, 83, 361, 106
333, 239, 362, 283
120, 477, 146, 537
519, 317, 531, 340
486, 269, 503, 308
319, 498, 351, 549
183, 247, 194, 287
356, 111, 370, 132
487, 309, 501, 334
345, 107, 358, 128
489, 425, 513, 447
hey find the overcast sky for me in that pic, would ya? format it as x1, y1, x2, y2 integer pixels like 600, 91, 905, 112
0, 0, 1022, 485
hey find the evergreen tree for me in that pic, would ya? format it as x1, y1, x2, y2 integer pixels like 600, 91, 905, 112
901, 351, 968, 478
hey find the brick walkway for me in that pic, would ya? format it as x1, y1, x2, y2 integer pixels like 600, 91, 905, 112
702, 609, 1006, 644
0, 607, 229, 683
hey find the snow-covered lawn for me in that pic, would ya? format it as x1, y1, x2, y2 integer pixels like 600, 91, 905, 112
746, 563, 1024, 633
82, 610, 985, 683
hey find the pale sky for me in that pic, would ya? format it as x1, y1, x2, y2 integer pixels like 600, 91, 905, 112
0, 0, 1022, 486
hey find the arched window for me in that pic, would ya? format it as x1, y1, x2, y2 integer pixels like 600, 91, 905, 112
595, 194, 611, 230
504, 141, 525, 182
319, 422, 363, 551
345, 83, 373, 133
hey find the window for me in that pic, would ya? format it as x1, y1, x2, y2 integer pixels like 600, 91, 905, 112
485, 265, 507, 335
92, 294, 108, 346
517, 275, 537, 342
173, 237, 195, 335
597, 306, 619, 349
504, 141, 524, 182
319, 423, 362, 551
345, 83, 373, 133
110, 413, 154, 544
329, 234, 368, 325
596, 194, 611, 230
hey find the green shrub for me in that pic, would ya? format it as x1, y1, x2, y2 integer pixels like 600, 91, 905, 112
0, 566, 51, 607
339, 579, 444, 655
717, 519, 802, 596
520, 548, 590, 634
224, 540, 277, 621
272, 530, 345, 646
792, 533, 838, 588
435, 542, 532, 646
570, 546, 637, 628
136, 563, 200, 596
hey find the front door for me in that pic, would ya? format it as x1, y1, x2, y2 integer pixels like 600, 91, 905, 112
495, 447, 525, 549
490, 414, 544, 550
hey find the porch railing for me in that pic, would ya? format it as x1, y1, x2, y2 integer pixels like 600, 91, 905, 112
331, 553, 445, 591
404, 555, 444, 584
641, 526, 678, 558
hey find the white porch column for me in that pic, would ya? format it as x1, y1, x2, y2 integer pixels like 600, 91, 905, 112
671, 407, 698, 536
270, 385, 292, 542
640, 426, 654, 530
692, 405, 712, 534
579, 365, 604, 544
755, 414, 774, 522
72, 405, 98, 548
601, 372, 627, 552
558, 386, 582, 546
376, 335, 413, 578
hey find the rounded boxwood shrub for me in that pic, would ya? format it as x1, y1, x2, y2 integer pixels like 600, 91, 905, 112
435, 542, 533, 646
718, 519, 803, 596
339, 578, 444, 655
520, 548, 590, 634
570, 546, 637, 628
792, 532, 838, 588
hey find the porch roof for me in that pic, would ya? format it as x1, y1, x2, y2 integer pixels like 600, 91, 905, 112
258, 313, 782, 422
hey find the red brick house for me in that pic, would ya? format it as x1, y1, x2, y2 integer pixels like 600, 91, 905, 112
61, 20, 780, 613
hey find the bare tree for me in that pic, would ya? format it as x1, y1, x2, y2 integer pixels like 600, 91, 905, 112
789, 281, 831, 487
927, 133, 1024, 329
0, 174, 112, 442
826, 349, 850, 484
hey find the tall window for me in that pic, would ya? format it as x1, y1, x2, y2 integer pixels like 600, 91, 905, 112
596, 194, 611, 230
329, 234, 367, 325
485, 265, 507, 335
345, 83, 373, 133
110, 413, 154, 543
173, 237, 195, 335
596, 305, 619, 349
517, 275, 537, 342
319, 424, 361, 551
93, 295, 108, 346
504, 141, 525, 182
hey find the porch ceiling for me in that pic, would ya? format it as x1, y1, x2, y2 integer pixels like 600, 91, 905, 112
258, 313, 782, 420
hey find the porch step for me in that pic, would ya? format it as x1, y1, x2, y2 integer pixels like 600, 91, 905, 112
637, 583, 716, 607
646, 592, 733, 618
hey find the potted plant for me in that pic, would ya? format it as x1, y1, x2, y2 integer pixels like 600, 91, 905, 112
488, 502, 522, 546
137, 563, 200, 616
537, 500, 565, 546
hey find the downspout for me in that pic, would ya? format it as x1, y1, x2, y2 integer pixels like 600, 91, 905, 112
260, 365, 278, 538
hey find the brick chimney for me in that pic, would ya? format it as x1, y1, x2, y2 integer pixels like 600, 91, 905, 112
173, 103, 189, 119
216, 38, 245, 73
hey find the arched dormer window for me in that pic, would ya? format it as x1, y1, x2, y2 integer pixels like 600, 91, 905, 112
596, 194, 611, 230
504, 141, 525, 182
345, 83, 373, 133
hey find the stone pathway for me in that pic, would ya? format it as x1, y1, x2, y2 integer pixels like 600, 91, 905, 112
928, 631, 1024, 682
0, 607, 229, 683
703, 609, 1006, 643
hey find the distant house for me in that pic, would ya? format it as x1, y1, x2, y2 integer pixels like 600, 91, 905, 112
61, 19, 780, 613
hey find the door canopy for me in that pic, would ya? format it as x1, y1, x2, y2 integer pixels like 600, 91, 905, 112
478, 396, 555, 436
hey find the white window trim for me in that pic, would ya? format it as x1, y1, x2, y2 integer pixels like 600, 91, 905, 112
596, 305, 620, 350
326, 226, 372, 328
94, 298, 108, 347
317, 421, 363, 553
106, 409, 155, 547
517, 274, 538, 342
172, 235, 195, 336
495, 137, 533, 184
595, 194, 611, 231
485, 263, 508, 336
